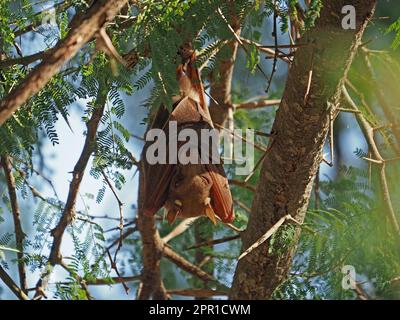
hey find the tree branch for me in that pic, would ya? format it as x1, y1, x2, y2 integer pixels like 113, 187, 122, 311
0, 0, 129, 126
229, 179, 256, 192
186, 234, 240, 251
362, 48, 400, 153
230, 0, 377, 299
234, 99, 281, 110
162, 245, 215, 283
209, 1, 240, 128
1, 155, 27, 294
33, 81, 109, 298
51, 275, 140, 287
240, 37, 291, 63
0, 265, 29, 300
12, 1, 75, 38
137, 165, 168, 300
167, 288, 227, 298
0, 50, 46, 69
161, 217, 199, 243
342, 85, 400, 233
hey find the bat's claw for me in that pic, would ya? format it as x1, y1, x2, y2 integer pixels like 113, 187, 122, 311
205, 204, 217, 225
167, 210, 180, 225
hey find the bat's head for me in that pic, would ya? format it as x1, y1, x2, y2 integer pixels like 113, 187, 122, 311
177, 42, 195, 63
164, 164, 217, 224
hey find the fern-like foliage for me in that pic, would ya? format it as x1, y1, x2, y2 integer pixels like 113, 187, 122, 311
273, 165, 400, 299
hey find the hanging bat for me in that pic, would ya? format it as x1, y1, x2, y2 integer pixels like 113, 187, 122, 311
142, 47, 234, 225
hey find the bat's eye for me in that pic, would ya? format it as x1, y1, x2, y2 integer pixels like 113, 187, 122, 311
174, 177, 183, 188
173, 174, 184, 188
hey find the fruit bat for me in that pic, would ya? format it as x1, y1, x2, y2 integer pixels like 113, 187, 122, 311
142, 48, 234, 225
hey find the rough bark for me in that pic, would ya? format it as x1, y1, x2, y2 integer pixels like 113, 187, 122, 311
230, 0, 376, 299
137, 166, 168, 300
194, 224, 212, 300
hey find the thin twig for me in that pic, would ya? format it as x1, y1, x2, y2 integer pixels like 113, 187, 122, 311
106, 249, 130, 294
185, 234, 240, 251
0, 50, 46, 69
260, 43, 307, 49
96, 27, 128, 67
50, 275, 140, 287
229, 179, 256, 192
214, 122, 267, 152
34, 81, 109, 299
234, 99, 281, 110
362, 49, 400, 153
167, 288, 227, 298
342, 85, 400, 234
303, 52, 314, 104
0, 0, 129, 125
162, 217, 199, 243
106, 227, 137, 252
238, 214, 293, 260
100, 169, 124, 263
162, 245, 215, 283
337, 107, 361, 114
12, 157, 60, 199
217, 8, 268, 79
240, 37, 291, 63
266, 2, 278, 93
233, 199, 251, 213
1, 155, 28, 294
215, 215, 244, 233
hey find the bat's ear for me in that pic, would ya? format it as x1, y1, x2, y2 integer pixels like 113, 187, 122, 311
212, 190, 234, 223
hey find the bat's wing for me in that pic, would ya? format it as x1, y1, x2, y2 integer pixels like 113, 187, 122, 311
142, 104, 175, 216
182, 106, 234, 224
142, 97, 234, 223
205, 163, 234, 223
142, 163, 176, 216
142, 97, 207, 217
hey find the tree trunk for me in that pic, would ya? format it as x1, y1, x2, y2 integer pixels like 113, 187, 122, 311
230, 0, 376, 300
137, 164, 168, 300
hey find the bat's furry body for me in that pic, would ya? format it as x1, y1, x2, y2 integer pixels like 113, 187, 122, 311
142, 50, 234, 224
